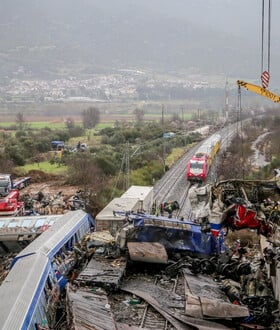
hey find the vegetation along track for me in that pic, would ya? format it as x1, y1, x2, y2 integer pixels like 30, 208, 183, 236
153, 124, 238, 219
153, 141, 205, 210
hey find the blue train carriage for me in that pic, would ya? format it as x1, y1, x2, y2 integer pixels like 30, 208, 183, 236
115, 212, 224, 257
11, 210, 94, 268
0, 253, 55, 330
0, 210, 94, 330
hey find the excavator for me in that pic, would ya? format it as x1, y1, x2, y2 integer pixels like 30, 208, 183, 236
237, 0, 280, 103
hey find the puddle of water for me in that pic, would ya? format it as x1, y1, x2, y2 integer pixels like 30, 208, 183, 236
250, 132, 270, 168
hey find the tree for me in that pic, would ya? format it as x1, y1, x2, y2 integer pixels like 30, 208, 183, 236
133, 108, 145, 123
15, 112, 26, 131
65, 117, 75, 129
81, 107, 100, 129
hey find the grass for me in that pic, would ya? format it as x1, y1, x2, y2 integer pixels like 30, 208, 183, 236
17, 161, 67, 175
0, 121, 114, 131
0, 121, 67, 130
165, 147, 186, 167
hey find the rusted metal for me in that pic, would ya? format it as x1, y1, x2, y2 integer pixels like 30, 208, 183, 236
127, 242, 168, 264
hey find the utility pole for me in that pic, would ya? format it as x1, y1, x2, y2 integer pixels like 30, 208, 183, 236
225, 80, 229, 122
162, 104, 166, 173
237, 86, 244, 180
125, 141, 130, 190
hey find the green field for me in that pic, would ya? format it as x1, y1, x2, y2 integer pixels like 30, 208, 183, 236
17, 161, 67, 175
0, 121, 67, 130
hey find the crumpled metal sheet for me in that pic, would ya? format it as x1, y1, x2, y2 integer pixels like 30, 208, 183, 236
121, 278, 231, 330
66, 285, 117, 330
76, 256, 127, 291
183, 270, 249, 319
127, 242, 168, 264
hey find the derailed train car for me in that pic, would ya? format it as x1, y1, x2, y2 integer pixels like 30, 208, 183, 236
115, 211, 225, 258
186, 133, 221, 182
0, 210, 94, 330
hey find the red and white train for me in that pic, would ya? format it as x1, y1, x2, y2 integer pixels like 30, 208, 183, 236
186, 133, 221, 182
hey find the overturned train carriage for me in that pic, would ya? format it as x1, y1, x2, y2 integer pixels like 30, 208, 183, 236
0, 210, 94, 330
116, 212, 224, 257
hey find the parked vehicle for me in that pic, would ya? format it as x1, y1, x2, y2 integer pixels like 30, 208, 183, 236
51, 140, 65, 151
0, 174, 31, 216
186, 133, 221, 182
0, 174, 31, 196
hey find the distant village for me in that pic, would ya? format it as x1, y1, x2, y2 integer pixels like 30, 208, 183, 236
0, 70, 221, 104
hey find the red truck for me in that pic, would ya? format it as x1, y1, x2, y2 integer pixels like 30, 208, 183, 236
0, 174, 31, 216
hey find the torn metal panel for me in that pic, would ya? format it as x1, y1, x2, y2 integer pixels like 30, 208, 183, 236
183, 270, 249, 319
120, 284, 191, 330
209, 179, 280, 238
121, 279, 231, 330
66, 285, 117, 330
76, 256, 127, 291
127, 242, 168, 264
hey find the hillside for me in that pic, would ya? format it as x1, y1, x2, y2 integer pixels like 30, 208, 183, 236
0, 0, 280, 85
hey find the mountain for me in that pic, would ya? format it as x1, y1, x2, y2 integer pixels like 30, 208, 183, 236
0, 0, 280, 85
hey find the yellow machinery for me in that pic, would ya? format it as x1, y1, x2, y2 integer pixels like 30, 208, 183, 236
237, 80, 280, 103
237, 1, 280, 104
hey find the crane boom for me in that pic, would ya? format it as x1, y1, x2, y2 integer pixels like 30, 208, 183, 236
237, 80, 280, 103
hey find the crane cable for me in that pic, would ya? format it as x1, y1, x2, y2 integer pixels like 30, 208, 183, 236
261, 0, 271, 88
236, 1, 280, 103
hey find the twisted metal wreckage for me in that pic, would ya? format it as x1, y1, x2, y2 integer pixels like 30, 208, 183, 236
1, 178, 279, 328
111, 177, 280, 328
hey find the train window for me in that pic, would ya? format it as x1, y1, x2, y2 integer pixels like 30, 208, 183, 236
34, 309, 42, 325
40, 295, 47, 318
67, 237, 73, 250
35, 219, 46, 228
22, 219, 32, 227
190, 162, 203, 169
0, 221, 5, 228
46, 276, 53, 291
37, 304, 45, 323
8, 221, 17, 228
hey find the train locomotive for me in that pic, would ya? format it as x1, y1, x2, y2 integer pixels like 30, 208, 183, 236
186, 133, 221, 182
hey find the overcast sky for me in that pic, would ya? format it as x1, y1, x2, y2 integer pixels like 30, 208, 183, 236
1, 0, 280, 86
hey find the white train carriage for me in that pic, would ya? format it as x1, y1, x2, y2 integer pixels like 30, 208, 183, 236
0, 210, 94, 330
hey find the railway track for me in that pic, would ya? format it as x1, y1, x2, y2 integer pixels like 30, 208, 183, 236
129, 273, 185, 330
153, 124, 239, 220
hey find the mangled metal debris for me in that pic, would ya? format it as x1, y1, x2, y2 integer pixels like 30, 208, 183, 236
183, 269, 249, 319
76, 256, 127, 292
114, 211, 224, 257
121, 278, 231, 330
127, 242, 168, 264
66, 285, 118, 330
